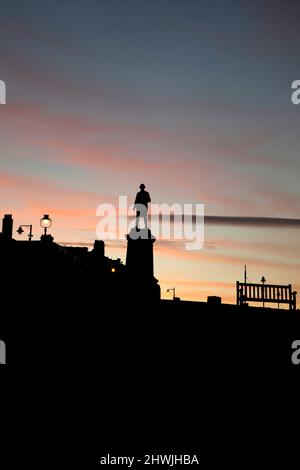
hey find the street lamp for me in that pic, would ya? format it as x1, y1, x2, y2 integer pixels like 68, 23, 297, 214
40, 214, 52, 236
166, 287, 176, 300
17, 224, 33, 241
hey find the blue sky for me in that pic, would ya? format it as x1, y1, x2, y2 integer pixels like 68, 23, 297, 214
0, 0, 299, 301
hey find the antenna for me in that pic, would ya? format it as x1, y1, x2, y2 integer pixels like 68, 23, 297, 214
244, 265, 247, 284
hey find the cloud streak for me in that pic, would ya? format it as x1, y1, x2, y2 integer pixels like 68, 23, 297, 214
204, 215, 300, 227
151, 214, 300, 228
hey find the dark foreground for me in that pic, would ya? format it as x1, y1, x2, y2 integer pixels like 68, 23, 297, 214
1, 280, 299, 467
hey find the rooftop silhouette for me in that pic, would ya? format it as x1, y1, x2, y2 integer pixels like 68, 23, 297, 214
0, 206, 298, 311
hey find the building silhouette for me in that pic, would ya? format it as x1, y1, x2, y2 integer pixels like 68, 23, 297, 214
0, 213, 161, 304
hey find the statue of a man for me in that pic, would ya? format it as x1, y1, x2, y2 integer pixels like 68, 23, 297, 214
134, 184, 151, 230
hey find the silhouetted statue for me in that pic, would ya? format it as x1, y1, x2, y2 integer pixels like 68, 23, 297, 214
134, 184, 151, 230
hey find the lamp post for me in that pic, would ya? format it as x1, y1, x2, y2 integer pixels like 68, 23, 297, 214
40, 214, 53, 242
167, 287, 176, 300
261, 276, 266, 308
17, 224, 33, 241
40, 214, 52, 235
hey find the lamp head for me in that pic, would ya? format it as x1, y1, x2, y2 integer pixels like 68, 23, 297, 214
40, 214, 52, 229
17, 226, 24, 235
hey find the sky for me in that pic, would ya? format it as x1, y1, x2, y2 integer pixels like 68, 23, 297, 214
0, 0, 300, 304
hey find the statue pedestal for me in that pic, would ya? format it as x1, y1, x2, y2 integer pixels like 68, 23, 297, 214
126, 228, 160, 301
126, 228, 155, 277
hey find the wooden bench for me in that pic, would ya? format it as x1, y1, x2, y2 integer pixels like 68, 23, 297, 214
236, 281, 297, 310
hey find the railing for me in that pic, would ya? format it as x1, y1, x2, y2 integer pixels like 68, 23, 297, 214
236, 281, 297, 310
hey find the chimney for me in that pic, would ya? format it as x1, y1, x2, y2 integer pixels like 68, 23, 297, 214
2, 214, 13, 239
93, 240, 105, 257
